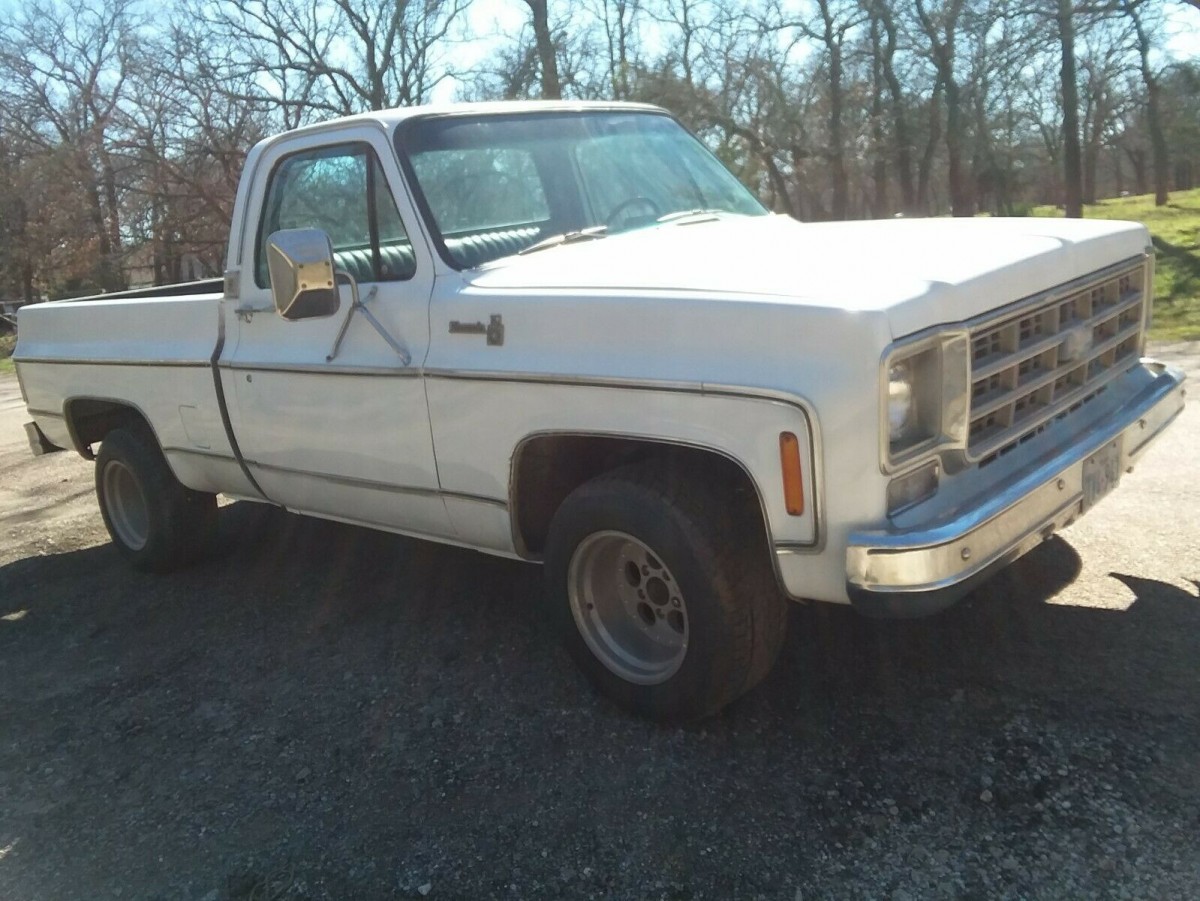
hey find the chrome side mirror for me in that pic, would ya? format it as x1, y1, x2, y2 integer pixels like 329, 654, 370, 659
265, 228, 341, 320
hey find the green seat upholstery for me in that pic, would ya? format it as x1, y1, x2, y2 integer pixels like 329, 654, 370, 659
330, 226, 542, 280
444, 226, 542, 268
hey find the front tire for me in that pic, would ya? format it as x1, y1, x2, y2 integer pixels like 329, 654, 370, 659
95, 427, 217, 572
544, 464, 787, 721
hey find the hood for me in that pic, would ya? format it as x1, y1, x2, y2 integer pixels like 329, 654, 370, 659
464, 214, 1150, 339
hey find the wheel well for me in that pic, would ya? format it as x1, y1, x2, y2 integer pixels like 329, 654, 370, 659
64, 398, 153, 458
511, 434, 770, 558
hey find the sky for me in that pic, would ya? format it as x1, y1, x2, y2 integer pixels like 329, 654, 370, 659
0, 0, 1195, 104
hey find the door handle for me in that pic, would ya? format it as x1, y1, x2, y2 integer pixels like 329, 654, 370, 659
235, 303, 272, 323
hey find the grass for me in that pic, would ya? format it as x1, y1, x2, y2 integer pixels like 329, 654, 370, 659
1032, 188, 1200, 341
0, 333, 14, 374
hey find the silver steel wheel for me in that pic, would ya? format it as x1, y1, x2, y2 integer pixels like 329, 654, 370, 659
102, 459, 150, 552
567, 530, 689, 685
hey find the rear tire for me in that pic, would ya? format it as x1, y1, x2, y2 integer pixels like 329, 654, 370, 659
95, 427, 217, 572
544, 463, 787, 721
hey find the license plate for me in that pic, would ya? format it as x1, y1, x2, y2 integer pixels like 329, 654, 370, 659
1081, 440, 1122, 513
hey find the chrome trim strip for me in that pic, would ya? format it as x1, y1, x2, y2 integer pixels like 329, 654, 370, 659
507, 430, 801, 585
1141, 247, 1154, 355
248, 459, 441, 497
703, 381, 824, 556
220, 360, 420, 377
162, 446, 239, 463
847, 360, 1185, 596
13, 357, 212, 368
428, 369, 825, 556
442, 490, 510, 510
245, 458, 508, 508
60, 394, 163, 461
425, 367, 702, 394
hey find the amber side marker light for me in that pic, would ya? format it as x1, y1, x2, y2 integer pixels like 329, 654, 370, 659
779, 431, 805, 516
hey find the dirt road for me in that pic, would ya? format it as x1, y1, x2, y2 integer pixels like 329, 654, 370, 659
1, 349, 1198, 899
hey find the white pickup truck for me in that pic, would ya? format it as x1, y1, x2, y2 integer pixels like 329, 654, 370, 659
15, 101, 1186, 719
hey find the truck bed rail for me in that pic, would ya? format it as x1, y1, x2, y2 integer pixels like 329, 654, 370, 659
47, 278, 224, 305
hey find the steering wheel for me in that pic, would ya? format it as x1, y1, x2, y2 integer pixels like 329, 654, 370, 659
605, 195, 663, 230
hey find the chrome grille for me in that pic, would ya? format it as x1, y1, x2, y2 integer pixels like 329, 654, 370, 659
968, 260, 1146, 466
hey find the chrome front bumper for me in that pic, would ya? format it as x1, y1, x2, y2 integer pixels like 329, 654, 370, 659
846, 359, 1186, 618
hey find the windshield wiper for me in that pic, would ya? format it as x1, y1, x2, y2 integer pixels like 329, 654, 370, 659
656, 208, 726, 225
518, 225, 608, 256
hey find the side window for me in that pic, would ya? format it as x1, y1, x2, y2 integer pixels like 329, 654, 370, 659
256, 143, 416, 288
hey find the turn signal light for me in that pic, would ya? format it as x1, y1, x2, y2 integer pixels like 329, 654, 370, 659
779, 432, 805, 516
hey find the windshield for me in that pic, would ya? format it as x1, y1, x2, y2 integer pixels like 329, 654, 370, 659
395, 110, 767, 269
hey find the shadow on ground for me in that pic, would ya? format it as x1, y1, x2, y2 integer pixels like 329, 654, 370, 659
1, 503, 1197, 899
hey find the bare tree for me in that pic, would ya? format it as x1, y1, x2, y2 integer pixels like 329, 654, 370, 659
203, 0, 466, 118
0, 0, 140, 291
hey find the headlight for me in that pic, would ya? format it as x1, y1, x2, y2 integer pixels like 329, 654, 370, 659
888, 361, 916, 443
886, 345, 939, 455
882, 332, 971, 467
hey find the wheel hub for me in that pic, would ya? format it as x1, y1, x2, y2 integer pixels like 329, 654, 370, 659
102, 460, 150, 551
567, 531, 689, 684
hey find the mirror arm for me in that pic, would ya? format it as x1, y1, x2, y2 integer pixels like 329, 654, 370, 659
325, 272, 412, 366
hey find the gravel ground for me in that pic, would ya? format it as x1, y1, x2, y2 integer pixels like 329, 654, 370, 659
1, 346, 1198, 900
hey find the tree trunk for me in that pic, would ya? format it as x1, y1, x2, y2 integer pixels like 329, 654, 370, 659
1126, 1, 1169, 205
1082, 81, 1102, 204
523, 0, 561, 99
869, 15, 888, 216
914, 0, 971, 216
22, 260, 34, 304
812, 0, 848, 220
828, 41, 848, 220
1057, 0, 1083, 218
875, 0, 914, 214
918, 84, 943, 215
99, 149, 125, 289
945, 75, 971, 216
1124, 146, 1147, 195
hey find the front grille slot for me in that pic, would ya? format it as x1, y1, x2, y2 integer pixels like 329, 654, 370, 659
968, 260, 1146, 467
